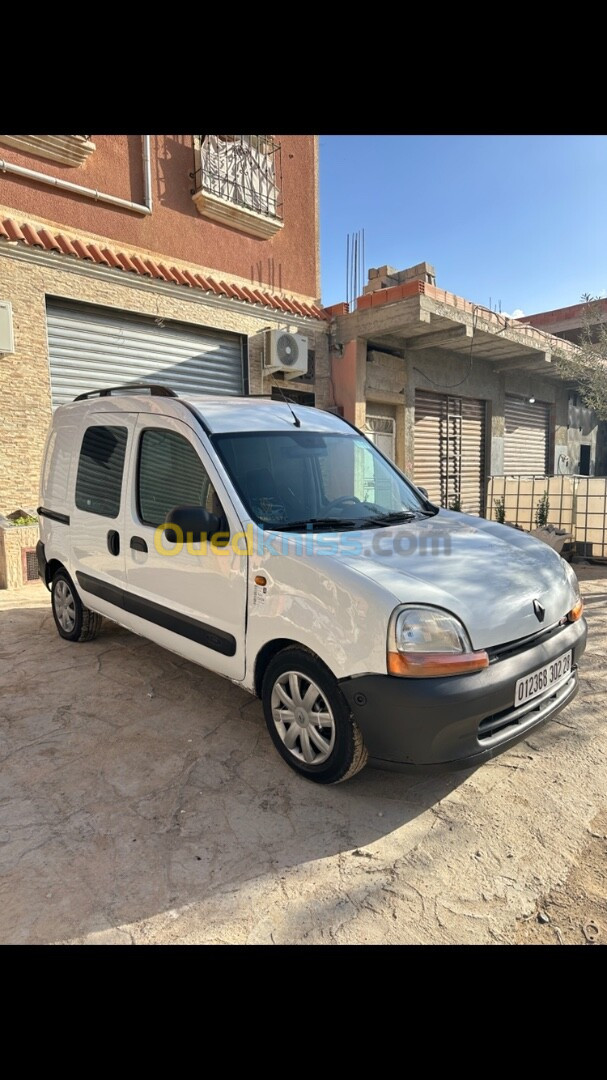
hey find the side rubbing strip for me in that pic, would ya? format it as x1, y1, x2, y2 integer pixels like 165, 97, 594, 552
37, 506, 70, 525
76, 572, 123, 608
75, 572, 236, 657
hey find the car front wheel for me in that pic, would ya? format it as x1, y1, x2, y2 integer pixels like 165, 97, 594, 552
261, 648, 368, 784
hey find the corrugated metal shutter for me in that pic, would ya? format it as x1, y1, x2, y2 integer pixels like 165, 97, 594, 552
46, 299, 246, 406
460, 397, 486, 514
414, 390, 486, 515
414, 392, 443, 505
504, 396, 550, 474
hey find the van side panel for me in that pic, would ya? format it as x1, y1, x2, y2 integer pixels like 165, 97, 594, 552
243, 549, 394, 692
38, 421, 78, 580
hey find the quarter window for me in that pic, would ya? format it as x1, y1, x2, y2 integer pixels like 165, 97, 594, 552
138, 428, 218, 528
75, 425, 128, 518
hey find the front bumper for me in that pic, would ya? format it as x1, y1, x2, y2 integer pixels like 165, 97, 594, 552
339, 617, 587, 769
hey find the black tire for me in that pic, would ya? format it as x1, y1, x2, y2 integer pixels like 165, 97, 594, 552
51, 569, 102, 643
261, 647, 368, 784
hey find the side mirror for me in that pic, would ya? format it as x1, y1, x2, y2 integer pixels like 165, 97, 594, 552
417, 486, 429, 500
165, 505, 223, 543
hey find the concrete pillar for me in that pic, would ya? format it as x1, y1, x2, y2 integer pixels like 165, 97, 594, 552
490, 376, 505, 475
402, 357, 416, 474
331, 337, 367, 427
395, 401, 406, 473
554, 385, 569, 473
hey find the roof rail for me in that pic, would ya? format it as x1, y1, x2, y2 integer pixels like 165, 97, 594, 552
74, 383, 178, 401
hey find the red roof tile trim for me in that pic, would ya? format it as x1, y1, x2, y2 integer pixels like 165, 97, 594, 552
72, 239, 94, 261
56, 234, 79, 257
101, 248, 123, 269
156, 262, 176, 283
3, 219, 25, 242
131, 255, 152, 277
1, 217, 329, 321
21, 223, 45, 248
144, 258, 165, 280
116, 252, 139, 273
87, 243, 110, 265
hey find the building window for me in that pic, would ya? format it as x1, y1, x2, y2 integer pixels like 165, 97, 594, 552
138, 428, 218, 528
0, 135, 95, 166
75, 426, 128, 518
365, 415, 396, 462
192, 135, 284, 239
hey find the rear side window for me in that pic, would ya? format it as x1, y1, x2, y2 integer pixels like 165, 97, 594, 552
75, 425, 128, 518
43, 426, 77, 503
138, 428, 213, 527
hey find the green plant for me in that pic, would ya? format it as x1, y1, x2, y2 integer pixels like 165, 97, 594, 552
535, 491, 550, 529
448, 493, 462, 512
494, 496, 506, 524
554, 294, 607, 419
10, 514, 38, 526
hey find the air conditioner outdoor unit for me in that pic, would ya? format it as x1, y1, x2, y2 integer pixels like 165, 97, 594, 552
264, 330, 308, 380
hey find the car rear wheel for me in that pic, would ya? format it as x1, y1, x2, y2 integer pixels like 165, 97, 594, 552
51, 569, 102, 642
261, 648, 368, 784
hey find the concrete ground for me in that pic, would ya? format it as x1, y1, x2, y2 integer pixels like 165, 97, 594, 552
1, 570, 606, 945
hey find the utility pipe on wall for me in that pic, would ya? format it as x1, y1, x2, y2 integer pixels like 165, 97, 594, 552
0, 134, 153, 215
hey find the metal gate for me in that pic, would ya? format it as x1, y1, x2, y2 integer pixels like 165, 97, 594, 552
504, 396, 550, 475
414, 390, 486, 515
46, 299, 247, 406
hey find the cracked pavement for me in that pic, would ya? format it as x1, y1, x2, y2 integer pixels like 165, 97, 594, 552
0, 570, 605, 945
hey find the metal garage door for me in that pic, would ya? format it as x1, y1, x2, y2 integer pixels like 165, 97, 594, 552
46, 299, 246, 406
414, 390, 486, 515
504, 396, 550, 475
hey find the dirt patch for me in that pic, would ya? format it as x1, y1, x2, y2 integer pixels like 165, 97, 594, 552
1, 572, 606, 945
514, 810, 607, 945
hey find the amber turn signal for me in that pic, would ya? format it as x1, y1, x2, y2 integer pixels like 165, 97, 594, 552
255, 575, 267, 586
387, 650, 489, 678
568, 599, 584, 622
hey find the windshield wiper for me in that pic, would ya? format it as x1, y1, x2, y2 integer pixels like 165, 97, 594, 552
356, 507, 432, 524
276, 518, 359, 532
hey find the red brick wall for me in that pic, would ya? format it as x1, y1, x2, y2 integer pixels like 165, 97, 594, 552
522, 299, 607, 329
0, 135, 318, 298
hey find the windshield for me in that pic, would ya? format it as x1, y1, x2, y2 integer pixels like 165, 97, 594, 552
213, 430, 433, 530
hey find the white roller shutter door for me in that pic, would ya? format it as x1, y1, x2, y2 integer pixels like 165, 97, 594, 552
46, 299, 246, 406
504, 396, 550, 474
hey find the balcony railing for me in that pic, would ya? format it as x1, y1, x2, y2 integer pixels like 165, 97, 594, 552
191, 135, 284, 239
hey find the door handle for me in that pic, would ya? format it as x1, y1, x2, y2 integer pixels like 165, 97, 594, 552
130, 536, 148, 553
107, 530, 120, 556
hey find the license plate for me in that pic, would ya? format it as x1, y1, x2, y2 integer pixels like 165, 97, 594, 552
514, 651, 572, 707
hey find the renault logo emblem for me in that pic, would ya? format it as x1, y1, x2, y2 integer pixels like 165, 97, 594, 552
533, 599, 546, 623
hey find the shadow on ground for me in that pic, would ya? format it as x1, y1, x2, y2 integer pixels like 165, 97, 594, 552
0, 596, 474, 943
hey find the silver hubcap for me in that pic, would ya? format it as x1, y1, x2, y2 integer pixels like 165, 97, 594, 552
271, 671, 335, 766
54, 579, 76, 632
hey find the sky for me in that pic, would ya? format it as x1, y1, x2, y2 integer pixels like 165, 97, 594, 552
319, 135, 607, 316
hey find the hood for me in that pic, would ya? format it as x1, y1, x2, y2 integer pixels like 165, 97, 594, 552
325, 511, 577, 650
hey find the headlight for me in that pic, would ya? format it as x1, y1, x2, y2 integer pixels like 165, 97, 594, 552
387, 605, 489, 678
563, 561, 584, 622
